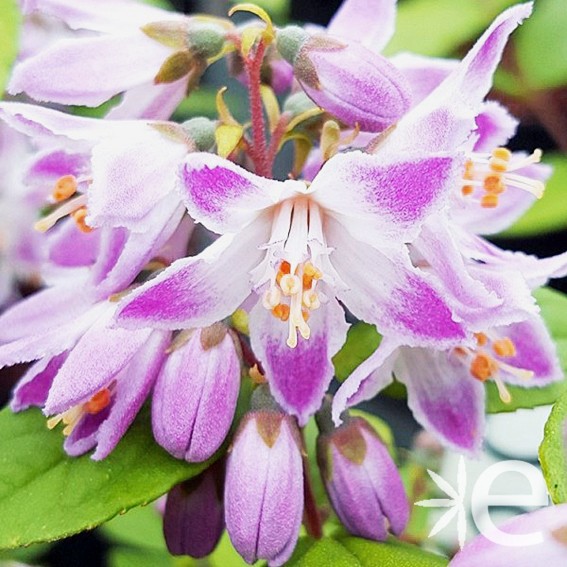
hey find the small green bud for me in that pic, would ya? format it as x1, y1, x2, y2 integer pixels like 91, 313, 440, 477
187, 23, 226, 59
275, 25, 309, 64
181, 117, 217, 151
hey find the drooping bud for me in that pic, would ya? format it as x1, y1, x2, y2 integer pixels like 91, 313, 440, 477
143, 18, 228, 87
163, 462, 224, 558
225, 400, 304, 566
276, 26, 411, 133
152, 324, 241, 462
316, 410, 409, 541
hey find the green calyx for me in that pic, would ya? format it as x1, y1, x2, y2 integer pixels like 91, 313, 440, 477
181, 117, 217, 151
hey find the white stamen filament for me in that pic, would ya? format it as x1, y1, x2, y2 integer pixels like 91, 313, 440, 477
34, 194, 88, 233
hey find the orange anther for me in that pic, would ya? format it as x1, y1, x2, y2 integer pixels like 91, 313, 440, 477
303, 274, 313, 289
492, 147, 511, 161
493, 337, 516, 358
462, 185, 474, 196
272, 303, 290, 321
52, 175, 78, 202
484, 175, 504, 194
463, 160, 474, 180
474, 332, 488, 346
302, 309, 310, 322
481, 194, 499, 208
279, 261, 291, 274
489, 157, 508, 173
84, 388, 112, 415
470, 353, 498, 382
453, 347, 468, 357
71, 207, 93, 233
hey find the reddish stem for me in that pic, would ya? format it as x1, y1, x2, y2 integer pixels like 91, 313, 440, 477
301, 429, 323, 539
244, 40, 270, 177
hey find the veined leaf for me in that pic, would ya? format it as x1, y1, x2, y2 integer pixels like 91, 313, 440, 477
0, 407, 208, 550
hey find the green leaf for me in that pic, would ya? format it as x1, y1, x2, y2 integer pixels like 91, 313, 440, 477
486, 287, 567, 413
286, 536, 448, 566
539, 389, 567, 503
515, 0, 567, 90
385, 0, 516, 57
0, 0, 20, 93
500, 155, 567, 238
333, 322, 381, 382
101, 504, 167, 551
0, 407, 208, 550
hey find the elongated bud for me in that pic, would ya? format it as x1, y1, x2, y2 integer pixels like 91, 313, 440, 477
276, 26, 411, 132
152, 324, 241, 462
163, 463, 225, 558
225, 405, 303, 566
316, 411, 409, 541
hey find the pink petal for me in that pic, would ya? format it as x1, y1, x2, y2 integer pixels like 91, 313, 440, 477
327, 0, 396, 53
250, 293, 349, 425
397, 346, 485, 455
116, 216, 271, 330
312, 150, 463, 245
9, 33, 172, 106
179, 153, 293, 234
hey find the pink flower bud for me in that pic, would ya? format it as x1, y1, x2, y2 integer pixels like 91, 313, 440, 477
276, 26, 411, 132
163, 463, 224, 558
225, 410, 303, 566
152, 324, 241, 462
317, 416, 409, 540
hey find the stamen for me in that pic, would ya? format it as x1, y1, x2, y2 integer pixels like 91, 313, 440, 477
470, 352, 498, 382
474, 332, 488, 346
272, 303, 290, 321
71, 206, 93, 233
492, 337, 516, 357
461, 147, 545, 206
34, 194, 88, 233
84, 388, 112, 415
302, 290, 320, 309
493, 373, 512, 404
52, 175, 78, 202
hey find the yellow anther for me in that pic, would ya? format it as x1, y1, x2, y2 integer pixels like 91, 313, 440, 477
52, 175, 78, 202
492, 147, 512, 161
481, 194, 499, 208
493, 337, 516, 358
489, 156, 509, 173
272, 303, 290, 321
463, 160, 475, 180
483, 175, 504, 194
470, 352, 498, 382
474, 332, 488, 346
303, 262, 322, 279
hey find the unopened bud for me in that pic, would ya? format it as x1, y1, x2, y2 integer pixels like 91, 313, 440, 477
181, 117, 217, 151
277, 27, 411, 133
317, 414, 409, 541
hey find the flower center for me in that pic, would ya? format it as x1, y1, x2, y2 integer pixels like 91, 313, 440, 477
461, 147, 544, 208
35, 175, 93, 233
259, 197, 327, 348
47, 387, 112, 436
453, 332, 533, 403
